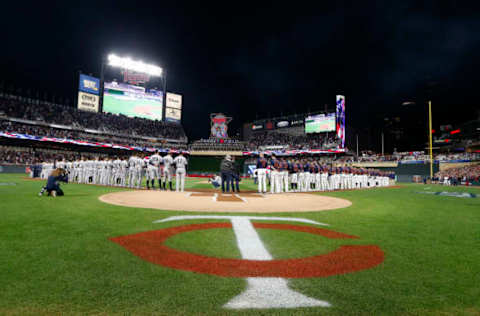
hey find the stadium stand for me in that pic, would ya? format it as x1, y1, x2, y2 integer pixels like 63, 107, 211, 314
189, 138, 246, 151
0, 93, 187, 142
246, 130, 340, 151
435, 164, 480, 185
0, 120, 188, 150
0, 146, 104, 165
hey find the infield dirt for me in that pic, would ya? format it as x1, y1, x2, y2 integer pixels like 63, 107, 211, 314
99, 190, 352, 213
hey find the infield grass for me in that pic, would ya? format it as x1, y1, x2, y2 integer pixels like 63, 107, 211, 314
1, 174, 479, 315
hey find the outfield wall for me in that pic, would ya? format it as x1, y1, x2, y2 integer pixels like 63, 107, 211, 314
188, 156, 247, 173
0, 164, 27, 174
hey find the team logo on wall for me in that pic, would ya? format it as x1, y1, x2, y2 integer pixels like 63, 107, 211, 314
210, 113, 232, 138
110, 215, 384, 309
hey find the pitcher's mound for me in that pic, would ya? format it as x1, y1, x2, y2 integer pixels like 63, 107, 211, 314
99, 190, 352, 213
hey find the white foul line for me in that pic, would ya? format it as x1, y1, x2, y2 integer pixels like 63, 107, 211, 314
155, 215, 331, 309
231, 217, 272, 260
235, 194, 248, 203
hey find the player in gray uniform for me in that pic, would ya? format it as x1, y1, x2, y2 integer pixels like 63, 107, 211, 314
146, 151, 162, 189
135, 155, 145, 189
112, 157, 121, 186
128, 155, 137, 188
119, 157, 128, 187
162, 151, 174, 191
173, 152, 188, 192
66, 160, 74, 182
105, 158, 114, 185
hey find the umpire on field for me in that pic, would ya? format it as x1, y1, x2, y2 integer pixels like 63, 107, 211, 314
220, 154, 234, 193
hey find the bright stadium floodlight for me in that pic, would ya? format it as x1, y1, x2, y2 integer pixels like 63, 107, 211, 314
107, 54, 163, 76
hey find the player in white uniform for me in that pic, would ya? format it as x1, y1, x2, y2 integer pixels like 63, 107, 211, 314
173, 152, 188, 192
255, 153, 268, 194
321, 169, 329, 191
269, 155, 280, 194
162, 152, 174, 191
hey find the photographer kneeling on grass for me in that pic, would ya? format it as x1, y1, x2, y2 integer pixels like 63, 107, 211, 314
38, 168, 69, 197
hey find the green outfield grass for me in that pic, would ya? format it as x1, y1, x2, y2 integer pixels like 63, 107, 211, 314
1, 174, 479, 315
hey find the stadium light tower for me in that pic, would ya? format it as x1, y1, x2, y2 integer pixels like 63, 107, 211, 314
107, 54, 163, 77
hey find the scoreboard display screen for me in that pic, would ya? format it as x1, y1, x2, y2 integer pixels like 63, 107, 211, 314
103, 81, 163, 121
305, 113, 336, 133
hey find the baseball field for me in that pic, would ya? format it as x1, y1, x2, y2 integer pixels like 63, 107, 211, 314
1, 173, 479, 315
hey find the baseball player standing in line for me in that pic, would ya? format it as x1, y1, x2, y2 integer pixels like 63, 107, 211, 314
135, 154, 145, 189
269, 154, 280, 194
290, 159, 298, 192
309, 160, 316, 191
144, 154, 154, 189
173, 152, 188, 192
128, 154, 137, 188
280, 158, 289, 193
120, 156, 128, 187
256, 153, 268, 194
162, 151, 174, 191
148, 150, 162, 189
302, 159, 311, 192
314, 162, 321, 191
112, 156, 121, 186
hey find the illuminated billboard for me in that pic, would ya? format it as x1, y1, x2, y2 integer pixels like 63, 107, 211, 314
210, 113, 232, 138
103, 81, 163, 121
166, 92, 182, 109
78, 74, 100, 95
165, 107, 182, 122
165, 92, 182, 122
77, 92, 99, 112
305, 113, 336, 133
336, 95, 346, 148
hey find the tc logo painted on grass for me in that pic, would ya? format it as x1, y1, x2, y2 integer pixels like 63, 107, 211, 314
110, 215, 384, 309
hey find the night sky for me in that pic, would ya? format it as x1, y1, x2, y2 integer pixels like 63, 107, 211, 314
1, 1, 479, 149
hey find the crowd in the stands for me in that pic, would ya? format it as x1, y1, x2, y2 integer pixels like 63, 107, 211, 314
0, 95, 186, 140
189, 138, 246, 151
246, 131, 340, 150
0, 120, 188, 150
0, 146, 103, 165
355, 151, 480, 163
435, 164, 480, 184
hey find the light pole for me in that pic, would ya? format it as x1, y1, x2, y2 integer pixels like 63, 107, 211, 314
428, 100, 433, 179
402, 100, 434, 179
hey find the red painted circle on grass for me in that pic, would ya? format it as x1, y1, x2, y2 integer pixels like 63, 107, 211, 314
110, 223, 384, 278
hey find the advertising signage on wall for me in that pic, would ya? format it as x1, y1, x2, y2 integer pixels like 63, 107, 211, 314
77, 91, 100, 112
78, 74, 100, 95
